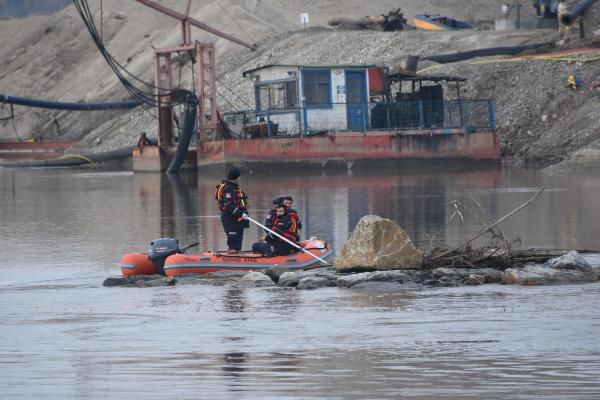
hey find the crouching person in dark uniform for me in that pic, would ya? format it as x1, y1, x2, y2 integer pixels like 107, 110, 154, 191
252, 204, 299, 256
266, 196, 302, 235
282, 196, 302, 233
215, 167, 249, 254
264, 197, 283, 229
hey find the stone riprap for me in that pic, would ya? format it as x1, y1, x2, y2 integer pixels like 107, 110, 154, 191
501, 251, 597, 286
502, 265, 593, 285
240, 271, 276, 287
104, 258, 600, 289
297, 276, 336, 290
103, 275, 176, 287
337, 271, 412, 288
334, 215, 423, 272
431, 267, 504, 283
264, 266, 291, 283
546, 250, 592, 272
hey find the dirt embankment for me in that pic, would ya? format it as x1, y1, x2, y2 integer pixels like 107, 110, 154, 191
0, 0, 599, 168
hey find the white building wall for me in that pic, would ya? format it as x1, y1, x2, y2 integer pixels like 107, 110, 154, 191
265, 112, 301, 135
252, 66, 370, 133
305, 68, 347, 131
255, 66, 299, 82
252, 66, 300, 133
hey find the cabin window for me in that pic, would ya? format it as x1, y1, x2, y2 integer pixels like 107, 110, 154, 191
255, 80, 298, 111
285, 81, 298, 109
302, 70, 331, 107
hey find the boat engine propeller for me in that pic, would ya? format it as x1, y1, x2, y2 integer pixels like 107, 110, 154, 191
148, 238, 201, 275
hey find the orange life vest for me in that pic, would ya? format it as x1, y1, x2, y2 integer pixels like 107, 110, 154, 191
215, 181, 247, 212
272, 214, 299, 242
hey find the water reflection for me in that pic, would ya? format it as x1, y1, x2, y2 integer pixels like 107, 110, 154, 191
123, 166, 600, 252
221, 352, 247, 379
222, 287, 247, 314
133, 172, 200, 242
343, 288, 416, 311
263, 287, 302, 315
2, 167, 600, 272
127, 167, 505, 253
2, 167, 600, 399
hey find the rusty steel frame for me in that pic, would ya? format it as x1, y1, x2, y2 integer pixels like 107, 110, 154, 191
154, 42, 216, 146
154, 51, 173, 147
134, 0, 256, 49
197, 42, 217, 142
136, 0, 254, 147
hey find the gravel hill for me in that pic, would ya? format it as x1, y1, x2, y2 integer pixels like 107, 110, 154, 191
0, 0, 598, 168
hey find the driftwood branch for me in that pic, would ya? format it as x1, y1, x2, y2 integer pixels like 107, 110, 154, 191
431, 187, 546, 260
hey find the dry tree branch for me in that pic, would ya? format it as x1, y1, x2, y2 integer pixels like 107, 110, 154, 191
468, 195, 512, 261
431, 187, 545, 260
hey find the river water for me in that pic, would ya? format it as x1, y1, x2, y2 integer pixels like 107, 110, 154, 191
1, 165, 599, 399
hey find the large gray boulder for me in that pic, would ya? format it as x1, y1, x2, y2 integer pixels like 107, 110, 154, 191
103, 275, 176, 287
546, 250, 592, 272
502, 265, 591, 285
334, 215, 423, 272
297, 276, 335, 290
431, 267, 503, 283
337, 270, 411, 288
264, 266, 290, 283
467, 274, 486, 285
240, 271, 275, 286
277, 271, 302, 287
176, 270, 247, 286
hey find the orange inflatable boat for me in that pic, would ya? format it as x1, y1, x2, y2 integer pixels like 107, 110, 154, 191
120, 238, 333, 277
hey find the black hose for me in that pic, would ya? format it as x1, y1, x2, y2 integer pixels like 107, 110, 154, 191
0, 93, 143, 111
0, 147, 134, 168
166, 90, 198, 174
560, 0, 597, 26
423, 42, 553, 64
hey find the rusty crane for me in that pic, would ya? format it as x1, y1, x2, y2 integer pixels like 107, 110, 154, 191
132, 0, 256, 171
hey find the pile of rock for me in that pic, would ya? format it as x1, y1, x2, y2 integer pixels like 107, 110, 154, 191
104, 216, 599, 289
502, 250, 597, 285
328, 8, 407, 31
103, 275, 176, 287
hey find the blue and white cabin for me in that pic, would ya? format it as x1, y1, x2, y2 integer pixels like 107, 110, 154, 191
242, 64, 372, 134
231, 64, 495, 136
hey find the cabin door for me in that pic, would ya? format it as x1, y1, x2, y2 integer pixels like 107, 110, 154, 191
345, 70, 368, 130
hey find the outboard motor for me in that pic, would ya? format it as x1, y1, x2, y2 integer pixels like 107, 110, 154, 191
120, 238, 199, 277
149, 238, 181, 275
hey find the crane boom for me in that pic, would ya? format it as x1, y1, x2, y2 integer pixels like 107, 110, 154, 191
134, 0, 256, 50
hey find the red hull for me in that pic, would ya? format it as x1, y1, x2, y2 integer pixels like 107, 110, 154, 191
120, 239, 333, 276
198, 130, 500, 168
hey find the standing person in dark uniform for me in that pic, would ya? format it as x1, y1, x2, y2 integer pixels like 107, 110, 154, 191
252, 204, 299, 256
215, 167, 249, 254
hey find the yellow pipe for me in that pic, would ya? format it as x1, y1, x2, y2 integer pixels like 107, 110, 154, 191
414, 18, 446, 31
57, 153, 95, 165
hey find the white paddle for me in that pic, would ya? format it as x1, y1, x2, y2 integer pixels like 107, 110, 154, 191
244, 215, 329, 265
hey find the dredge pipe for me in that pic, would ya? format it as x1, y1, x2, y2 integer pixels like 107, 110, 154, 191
166, 89, 198, 174
424, 42, 552, 64
560, 0, 597, 26
0, 94, 143, 111
0, 147, 135, 168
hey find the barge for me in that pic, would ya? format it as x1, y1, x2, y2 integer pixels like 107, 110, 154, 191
133, 63, 499, 172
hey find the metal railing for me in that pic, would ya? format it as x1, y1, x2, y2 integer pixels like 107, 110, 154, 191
222, 99, 495, 137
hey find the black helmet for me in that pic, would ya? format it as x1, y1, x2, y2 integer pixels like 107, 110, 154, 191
227, 167, 241, 180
